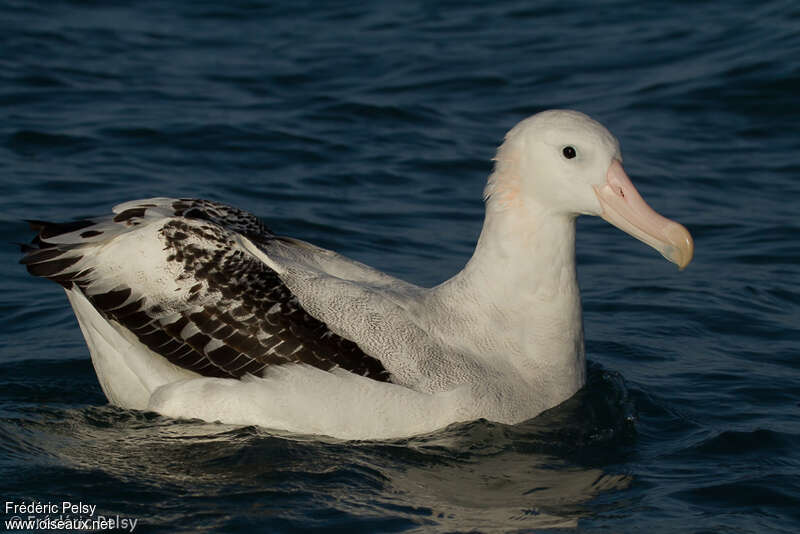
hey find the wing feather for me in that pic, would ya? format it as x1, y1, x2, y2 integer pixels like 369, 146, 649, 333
22, 198, 391, 382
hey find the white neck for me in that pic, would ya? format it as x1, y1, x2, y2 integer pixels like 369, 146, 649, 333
426, 194, 586, 405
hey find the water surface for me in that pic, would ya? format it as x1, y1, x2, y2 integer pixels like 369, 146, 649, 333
1, 1, 799, 532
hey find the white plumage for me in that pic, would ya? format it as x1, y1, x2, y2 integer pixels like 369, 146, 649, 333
22, 110, 693, 440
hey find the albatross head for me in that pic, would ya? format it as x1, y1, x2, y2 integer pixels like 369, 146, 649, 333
486, 109, 694, 269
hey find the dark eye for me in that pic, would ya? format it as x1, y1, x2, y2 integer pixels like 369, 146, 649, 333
562, 146, 577, 159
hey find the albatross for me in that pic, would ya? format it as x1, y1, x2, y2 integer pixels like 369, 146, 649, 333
21, 110, 693, 440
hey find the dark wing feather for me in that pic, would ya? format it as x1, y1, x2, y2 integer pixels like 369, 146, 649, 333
21, 198, 392, 382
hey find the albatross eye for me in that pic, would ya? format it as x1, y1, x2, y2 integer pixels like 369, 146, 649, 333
562, 146, 577, 159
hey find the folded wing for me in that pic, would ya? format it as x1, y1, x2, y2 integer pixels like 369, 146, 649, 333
21, 198, 391, 382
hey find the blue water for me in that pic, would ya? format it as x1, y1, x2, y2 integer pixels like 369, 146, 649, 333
1, 0, 799, 532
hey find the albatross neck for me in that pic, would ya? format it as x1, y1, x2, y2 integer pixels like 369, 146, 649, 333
444, 199, 582, 309
465, 205, 578, 297
429, 199, 586, 395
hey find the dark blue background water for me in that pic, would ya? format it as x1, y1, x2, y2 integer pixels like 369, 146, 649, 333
1, 1, 798, 532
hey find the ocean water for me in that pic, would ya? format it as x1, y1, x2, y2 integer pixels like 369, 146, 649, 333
1, 0, 799, 532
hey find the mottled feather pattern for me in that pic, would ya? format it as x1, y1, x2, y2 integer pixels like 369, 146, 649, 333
21, 198, 391, 382
170, 198, 270, 241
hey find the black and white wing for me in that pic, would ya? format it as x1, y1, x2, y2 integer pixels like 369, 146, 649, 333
21, 198, 391, 382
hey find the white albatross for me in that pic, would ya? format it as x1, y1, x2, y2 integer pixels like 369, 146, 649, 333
22, 110, 693, 440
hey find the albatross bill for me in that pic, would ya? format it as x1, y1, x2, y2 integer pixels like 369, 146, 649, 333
594, 159, 694, 269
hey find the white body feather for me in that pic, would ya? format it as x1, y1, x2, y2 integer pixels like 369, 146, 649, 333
54, 191, 584, 440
